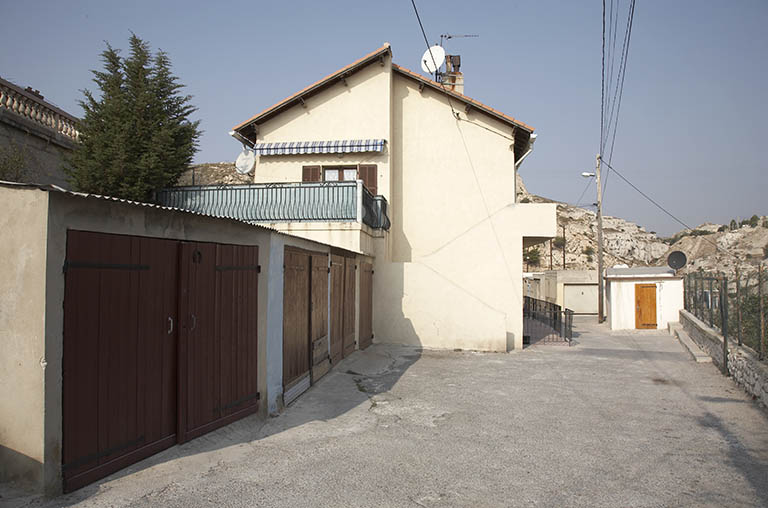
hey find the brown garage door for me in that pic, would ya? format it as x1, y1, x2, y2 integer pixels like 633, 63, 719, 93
178, 242, 260, 442
63, 232, 179, 492
330, 254, 344, 364
283, 248, 311, 402
342, 257, 356, 357
62, 232, 260, 492
359, 262, 374, 350
310, 252, 330, 382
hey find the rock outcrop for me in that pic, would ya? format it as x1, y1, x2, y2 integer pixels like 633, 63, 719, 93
176, 162, 252, 186
519, 175, 669, 271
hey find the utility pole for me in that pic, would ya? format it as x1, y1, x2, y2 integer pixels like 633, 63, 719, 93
549, 239, 553, 270
596, 154, 605, 323
562, 224, 566, 269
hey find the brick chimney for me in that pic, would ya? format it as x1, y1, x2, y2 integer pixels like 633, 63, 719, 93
442, 54, 464, 95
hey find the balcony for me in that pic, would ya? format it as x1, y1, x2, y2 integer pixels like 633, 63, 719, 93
156, 180, 390, 231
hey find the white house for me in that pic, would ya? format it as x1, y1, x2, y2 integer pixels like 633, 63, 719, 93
605, 266, 684, 330
226, 43, 556, 351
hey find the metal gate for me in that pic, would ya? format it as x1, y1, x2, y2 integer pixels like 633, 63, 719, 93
359, 262, 373, 350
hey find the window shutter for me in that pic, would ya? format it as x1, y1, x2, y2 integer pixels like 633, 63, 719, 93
357, 164, 377, 195
302, 166, 321, 182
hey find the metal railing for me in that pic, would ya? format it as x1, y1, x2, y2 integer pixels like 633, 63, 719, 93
685, 270, 766, 362
523, 296, 574, 345
155, 180, 390, 230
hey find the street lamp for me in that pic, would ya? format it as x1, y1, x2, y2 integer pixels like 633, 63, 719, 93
582, 156, 605, 323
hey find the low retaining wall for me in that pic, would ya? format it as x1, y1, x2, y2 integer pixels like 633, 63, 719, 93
680, 309, 768, 408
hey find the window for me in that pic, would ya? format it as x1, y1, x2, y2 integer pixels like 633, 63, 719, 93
302, 164, 378, 195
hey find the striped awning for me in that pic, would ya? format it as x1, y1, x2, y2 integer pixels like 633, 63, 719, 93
253, 139, 386, 156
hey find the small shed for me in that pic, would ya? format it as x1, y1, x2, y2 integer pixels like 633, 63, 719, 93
605, 267, 683, 331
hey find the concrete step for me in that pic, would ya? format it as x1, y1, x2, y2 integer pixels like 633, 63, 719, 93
673, 328, 712, 363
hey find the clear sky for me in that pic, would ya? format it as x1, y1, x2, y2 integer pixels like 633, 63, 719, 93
2, 0, 766, 235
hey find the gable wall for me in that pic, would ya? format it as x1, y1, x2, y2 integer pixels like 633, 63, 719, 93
251, 56, 392, 203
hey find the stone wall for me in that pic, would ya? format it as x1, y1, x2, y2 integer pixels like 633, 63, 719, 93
680, 309, 768, 408
0, 111, 74, 188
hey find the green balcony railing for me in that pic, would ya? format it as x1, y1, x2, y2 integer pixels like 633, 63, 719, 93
155, 180, 390, 230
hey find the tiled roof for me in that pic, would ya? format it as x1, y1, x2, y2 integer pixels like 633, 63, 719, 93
232, 44, 534, 136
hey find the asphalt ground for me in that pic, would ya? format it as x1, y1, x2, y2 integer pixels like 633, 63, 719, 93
5, 317, 768, 507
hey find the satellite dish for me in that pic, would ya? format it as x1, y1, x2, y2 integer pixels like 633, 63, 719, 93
420, 45, 446, 74
235, 148, 255, 175
667, 251, 687, 270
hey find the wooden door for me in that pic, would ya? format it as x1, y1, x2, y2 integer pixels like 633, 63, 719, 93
635, 284, 657, 329
329, 254, 344, 364
283, 249, 311, 394
178, 242, 260, 442
342, 257, 357, 357
179, 242, 218, 440
359, 262, 374, 350
62, 231, 178, 492
215, 245, 260, 420
310, 253, 330, 381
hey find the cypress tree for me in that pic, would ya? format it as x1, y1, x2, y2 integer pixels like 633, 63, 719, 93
67, 34, 200, 201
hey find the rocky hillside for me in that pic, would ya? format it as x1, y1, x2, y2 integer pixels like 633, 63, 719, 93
517, 174, 767, 279
669, 222, 768, 280
517, 174, 669, 270
176, 162, 251, 186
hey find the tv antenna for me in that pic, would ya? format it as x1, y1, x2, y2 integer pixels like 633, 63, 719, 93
439, 33, 479, 46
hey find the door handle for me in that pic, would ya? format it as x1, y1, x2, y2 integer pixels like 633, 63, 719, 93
190, 314, 197, 331
167, 317, 174, 335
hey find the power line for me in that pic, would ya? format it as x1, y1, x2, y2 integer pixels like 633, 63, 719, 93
600, 0, 606, 154
574, 176, 595, 208
601, 160, 741, 260
602, 0, 636, 198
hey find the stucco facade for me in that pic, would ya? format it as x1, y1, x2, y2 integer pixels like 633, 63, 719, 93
605, 268, 684, 330
0, 184, 368, 494
233, 44, 557, 351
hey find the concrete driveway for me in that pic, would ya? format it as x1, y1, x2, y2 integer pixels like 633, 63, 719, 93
6, 318, 768, 507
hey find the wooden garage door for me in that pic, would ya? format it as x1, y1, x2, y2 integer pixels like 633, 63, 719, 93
62, 232, 178, 492
178, 242, 260, 442
283, 249, 311, 399
359, 262, 374, 350
310, 253, 330, 382
342, 257, 357, 357
330, 255, 344, 364
63, 232, 261, 492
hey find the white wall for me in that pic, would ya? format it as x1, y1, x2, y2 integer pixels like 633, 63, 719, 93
371, 72, 556, 351
608, 278, 684, 330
